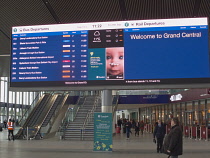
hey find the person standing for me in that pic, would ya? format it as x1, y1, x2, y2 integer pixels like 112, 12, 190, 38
135, 121, 140, 136
163, 117, 183, 158
3, 119, 7, 129
153, 120, 165, 153
132, 119, 136, 129
140, 120, 144, 135
7, 119, 15, 141
117, 118, 122, 129
125, 119, 132, 140
12, 118, 15, 126
122, 119, 127, 133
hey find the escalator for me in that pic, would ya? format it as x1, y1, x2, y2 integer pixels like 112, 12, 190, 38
15, 93, 53, 139
41, 95, 64, 127
16, 92, 78, 139
33, 94, 68, 138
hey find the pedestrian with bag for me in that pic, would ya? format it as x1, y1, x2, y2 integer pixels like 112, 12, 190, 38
153, 120, 165, 153
117, 118, 122, 130
163, 117, 183, 158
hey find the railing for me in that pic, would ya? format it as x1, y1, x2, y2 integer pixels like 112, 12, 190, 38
16, 94, 53, 139
32, 94, 59, 138
112, 95, 119, 117
46, 93, 69, 134
61, 96, 86, 138
60, 96, 82, 129
59, 106, 74, 136
72, 96, 85, 121
182, 125, 209, 141
82, 96, 99, 139
19, 126, 37, 140
144, 124, 154, 133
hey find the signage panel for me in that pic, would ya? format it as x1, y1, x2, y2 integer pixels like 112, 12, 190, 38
94, 113, 112, 152
11, 17, 209, 87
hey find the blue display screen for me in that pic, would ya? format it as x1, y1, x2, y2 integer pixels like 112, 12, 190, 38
10, 18, 209, 87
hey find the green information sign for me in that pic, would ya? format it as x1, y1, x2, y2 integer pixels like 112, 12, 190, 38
88, 48, 106, 80
94, 113, 112, 152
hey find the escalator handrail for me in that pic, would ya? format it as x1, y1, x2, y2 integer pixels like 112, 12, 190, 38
49, 94, 69, 126
27, 94, 57, 139
20, 93, 53, 127
19, 92, 42, 126
28, 94, 55, 127
15, 94, 53, 138
21, 94, 50, 128
82, 96, 99, 138
33, 94, 59, 138
46, 93, 69, 134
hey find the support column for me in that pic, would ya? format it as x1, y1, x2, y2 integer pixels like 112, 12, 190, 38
180, 103, 182, 126
192, 101, 195, 125
184, 102, 187, 126
21, 92, 24, 118
205, 99, 207, 127
101, 90, 112, 113
101, 90, 114, 135
198, 100, 201, 125
14, 92, 17, 120
6, 80, 9, 120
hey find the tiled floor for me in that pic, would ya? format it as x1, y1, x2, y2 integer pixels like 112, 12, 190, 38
0, 129, 210, 158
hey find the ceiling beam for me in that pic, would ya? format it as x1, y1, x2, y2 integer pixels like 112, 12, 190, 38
42, 0, 61, 24
118, 0, 128, 20
192, 0, 201, 17
0, 29, 10, 40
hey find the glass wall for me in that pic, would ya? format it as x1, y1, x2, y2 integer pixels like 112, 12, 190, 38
139, 98, 210, 127
0, 77, 40, 123
199, 100, 205, 125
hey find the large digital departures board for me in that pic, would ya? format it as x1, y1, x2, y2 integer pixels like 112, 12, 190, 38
11, 17, 209, 87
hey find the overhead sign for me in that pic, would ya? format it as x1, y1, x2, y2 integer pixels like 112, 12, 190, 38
11, 17, 209, 87
170, 94, 183, 101
118, 95, 170, 104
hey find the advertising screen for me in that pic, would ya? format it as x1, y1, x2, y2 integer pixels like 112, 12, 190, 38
11, 17, 209, 87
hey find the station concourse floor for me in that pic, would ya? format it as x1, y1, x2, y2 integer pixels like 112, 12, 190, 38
0, 129, 210, 158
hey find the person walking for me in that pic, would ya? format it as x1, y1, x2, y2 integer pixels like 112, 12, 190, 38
163, 117, 183, 158
7, 119, 15, 141
125, 119, 132, 140
153, 120, 165, 153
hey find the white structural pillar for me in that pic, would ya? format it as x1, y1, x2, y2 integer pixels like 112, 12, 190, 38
101, 90, 115, 135
101, 90, 112, 113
